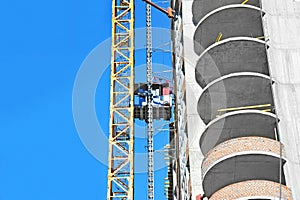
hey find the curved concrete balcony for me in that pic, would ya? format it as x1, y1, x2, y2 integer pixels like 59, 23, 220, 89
197, 73, 273, 124
195, 38, 269, 88
209, 180, 292, 200
201, 137, 286, 197
193, 5, 264, 55
192, 0, 260, 25
199, 110, 277, 155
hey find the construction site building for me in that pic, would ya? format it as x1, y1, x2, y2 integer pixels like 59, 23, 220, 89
170, 0, 300, 199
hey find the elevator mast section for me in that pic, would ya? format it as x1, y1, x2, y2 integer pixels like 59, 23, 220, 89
142, 1, 174, 199
107, 0, 135, 199
146, 1, 154, 200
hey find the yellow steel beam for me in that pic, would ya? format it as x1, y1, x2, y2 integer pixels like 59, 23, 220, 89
262, 109, 271, 112
218, 104, 271, 112
107, 0, 134, 199
216, 32, 223, 42
115, 78, 130, 90
256, 36, 265, 40
242, 0, 249, 4
115, 94, 130, 107
217, 104, 272, 117
217, 104, 271, 117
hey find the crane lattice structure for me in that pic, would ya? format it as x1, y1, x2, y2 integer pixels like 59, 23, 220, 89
107, 0, 135, 199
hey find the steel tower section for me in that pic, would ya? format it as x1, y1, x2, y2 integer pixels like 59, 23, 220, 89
107, 0, 135, 199
146, 2, 154, 200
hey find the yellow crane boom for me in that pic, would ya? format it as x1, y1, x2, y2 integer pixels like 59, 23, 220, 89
107, 0, 135, 199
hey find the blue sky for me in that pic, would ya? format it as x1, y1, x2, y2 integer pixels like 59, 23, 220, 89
0, 1, 171, 199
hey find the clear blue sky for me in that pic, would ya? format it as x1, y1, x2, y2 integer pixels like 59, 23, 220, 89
0, 1, 171, 200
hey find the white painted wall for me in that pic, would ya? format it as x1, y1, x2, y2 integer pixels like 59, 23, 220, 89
182, 0, 205, 199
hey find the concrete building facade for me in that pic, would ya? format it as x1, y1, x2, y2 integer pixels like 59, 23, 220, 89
172, 0, 300, 199
169, 0, 192, 199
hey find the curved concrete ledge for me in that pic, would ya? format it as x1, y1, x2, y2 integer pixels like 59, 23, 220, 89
198, 72, 273, 124
202, 154, 286, 197
192, 0, 261, 25
195, 38, 269, 88
195, 4, 263, 34
202, 137, 285, 177
209, 180, 292, 200
198, 37, 266, 63
199, 110, 277, 155
193, 5, 264, 55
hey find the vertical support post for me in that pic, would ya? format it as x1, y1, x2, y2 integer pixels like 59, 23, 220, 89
146, 1, 154, 200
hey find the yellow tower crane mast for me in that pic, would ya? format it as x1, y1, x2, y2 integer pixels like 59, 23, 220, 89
107, 0, 135, 199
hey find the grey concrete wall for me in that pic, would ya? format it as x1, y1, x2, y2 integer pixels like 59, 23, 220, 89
262, 0, 300, 199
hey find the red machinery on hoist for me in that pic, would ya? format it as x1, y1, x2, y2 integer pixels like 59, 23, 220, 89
142, 0, 175, 18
